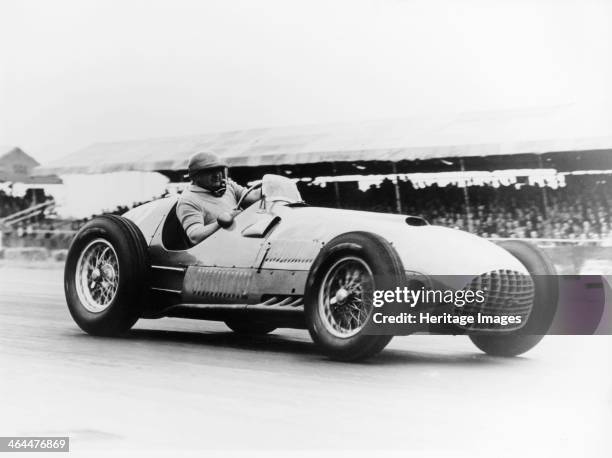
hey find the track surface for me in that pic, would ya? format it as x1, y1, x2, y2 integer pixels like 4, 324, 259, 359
1, 265, 611, 456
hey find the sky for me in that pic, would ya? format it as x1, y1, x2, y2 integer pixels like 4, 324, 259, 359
1, 0, 611, 165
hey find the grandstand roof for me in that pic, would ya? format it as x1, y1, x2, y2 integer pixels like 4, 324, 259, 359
34, 104, 612, 176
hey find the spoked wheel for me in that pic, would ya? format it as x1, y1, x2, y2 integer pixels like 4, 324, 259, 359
65, 215, 150, 336
305, 232, 404, 361
318, 256, 374, 339
75, 239, 120, 313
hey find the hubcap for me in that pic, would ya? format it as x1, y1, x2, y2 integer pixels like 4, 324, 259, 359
75, 239, 120, 313
318, 256, 374, 338
334, 287, 350, 305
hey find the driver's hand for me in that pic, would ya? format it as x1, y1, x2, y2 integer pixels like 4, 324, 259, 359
230, 209, 241, 217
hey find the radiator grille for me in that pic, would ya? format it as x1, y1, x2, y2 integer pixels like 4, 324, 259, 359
457, 270, 534, 331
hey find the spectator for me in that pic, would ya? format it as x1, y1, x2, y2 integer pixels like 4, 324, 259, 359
298, 174, 611, 240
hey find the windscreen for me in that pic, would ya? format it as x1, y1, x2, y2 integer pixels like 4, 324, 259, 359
261, 174, 302, 204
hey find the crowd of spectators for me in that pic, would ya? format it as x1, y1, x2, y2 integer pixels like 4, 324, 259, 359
1, 174, 611, 250
299, 174, 612, 241
0, 190, 37, 218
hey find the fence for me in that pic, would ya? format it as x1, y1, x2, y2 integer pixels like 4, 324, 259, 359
0, 229, 76, 250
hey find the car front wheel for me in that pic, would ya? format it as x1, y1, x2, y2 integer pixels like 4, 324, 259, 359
469, 240, 558, 357
305, 232, 403, 361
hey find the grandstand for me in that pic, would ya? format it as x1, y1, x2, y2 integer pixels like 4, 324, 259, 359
2, 105, 610, 252
296, 173, 611, 243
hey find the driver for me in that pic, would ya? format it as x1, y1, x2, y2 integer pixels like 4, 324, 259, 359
177, 152, 261, 245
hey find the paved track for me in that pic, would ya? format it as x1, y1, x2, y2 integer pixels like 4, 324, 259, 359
1, 265, 611, 456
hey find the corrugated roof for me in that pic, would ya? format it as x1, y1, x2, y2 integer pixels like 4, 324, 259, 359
34, 105, 612, 175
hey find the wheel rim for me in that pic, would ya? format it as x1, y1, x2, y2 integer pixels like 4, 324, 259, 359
75, 238, 120, 313
318, 256, 374, 338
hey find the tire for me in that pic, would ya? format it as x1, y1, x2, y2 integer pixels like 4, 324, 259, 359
225, 319, 276, 335
470, 240, 558, 357
64, 215, 151, 336
305, 232, 403, 361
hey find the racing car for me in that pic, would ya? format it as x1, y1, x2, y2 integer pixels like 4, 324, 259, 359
64, 174, 558, 361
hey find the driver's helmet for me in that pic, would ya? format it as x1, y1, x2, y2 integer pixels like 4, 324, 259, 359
186, 152, 227, 178
186, 152, 228, 196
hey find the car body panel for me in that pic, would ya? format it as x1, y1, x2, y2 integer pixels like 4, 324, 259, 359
123, 198, 172, 245
265, 205, 527, 280
123, 176, 528, 310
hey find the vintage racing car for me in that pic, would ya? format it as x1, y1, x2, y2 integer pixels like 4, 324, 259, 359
64, 175, 558, 360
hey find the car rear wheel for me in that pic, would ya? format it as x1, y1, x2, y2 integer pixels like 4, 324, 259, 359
65, 215, 150, 336
305, 232, 403, 361
470, 240, 558, 357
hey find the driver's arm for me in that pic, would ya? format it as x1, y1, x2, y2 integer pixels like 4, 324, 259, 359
230, 179, 262, 208
177, 199, 219, 245
242, 188, 262, 206
185, 221, 219, 245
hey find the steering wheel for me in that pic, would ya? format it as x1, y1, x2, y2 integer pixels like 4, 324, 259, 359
234, 181, 262, 211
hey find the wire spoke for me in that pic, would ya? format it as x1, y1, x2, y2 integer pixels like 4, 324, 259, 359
76, 239, 120, 312
320, 257, 374, 337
